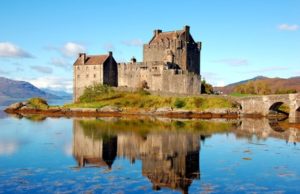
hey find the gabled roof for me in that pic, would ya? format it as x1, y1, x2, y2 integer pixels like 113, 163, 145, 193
149, 30, 185, 44
74, 55, 109, 65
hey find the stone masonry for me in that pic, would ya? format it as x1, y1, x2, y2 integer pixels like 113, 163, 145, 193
73, 26, 201, 101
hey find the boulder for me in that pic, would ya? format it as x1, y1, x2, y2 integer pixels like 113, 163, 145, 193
6, 102, 24, 110
97, 106, 122, 112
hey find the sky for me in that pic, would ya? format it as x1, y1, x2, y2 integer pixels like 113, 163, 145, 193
0, 0, 299, 92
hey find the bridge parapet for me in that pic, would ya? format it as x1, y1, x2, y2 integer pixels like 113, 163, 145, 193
235, 93, 300, 123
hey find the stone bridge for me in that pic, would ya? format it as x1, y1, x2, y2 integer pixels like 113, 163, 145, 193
236, 93, 300, 123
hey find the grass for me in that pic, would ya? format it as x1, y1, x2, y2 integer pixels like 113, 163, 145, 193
229, 92, 257, 97
65, 89, 236, 111
27, 98, 49, 110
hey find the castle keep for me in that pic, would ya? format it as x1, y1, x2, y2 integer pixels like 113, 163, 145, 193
73, 26, 202, 101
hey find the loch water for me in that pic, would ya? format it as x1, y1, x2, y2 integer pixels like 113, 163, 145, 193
0, 106, 300, 193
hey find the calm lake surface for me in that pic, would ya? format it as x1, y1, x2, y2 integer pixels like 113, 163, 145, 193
0, 106, 300, 193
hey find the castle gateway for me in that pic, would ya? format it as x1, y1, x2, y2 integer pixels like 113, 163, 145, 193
73, 26, 202, 101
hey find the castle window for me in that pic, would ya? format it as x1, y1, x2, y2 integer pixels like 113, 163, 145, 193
77, 75, 80, 78
86, 74, 89, 78
94, 66, 96, 70
77, 66, 80, 70
94, 74, 96, 78
86, 66, 88, 70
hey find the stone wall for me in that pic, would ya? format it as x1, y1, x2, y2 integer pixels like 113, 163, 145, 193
118, 62, 200, 94
73, 64, 103, 101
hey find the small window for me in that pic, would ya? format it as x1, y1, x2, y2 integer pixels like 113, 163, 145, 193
94, 66, 96, 70
77, 66, 80, 70
94, 74, 96, 78
86, 74, 89, 78
77, 75, 80, 78
86, 66, 88, 70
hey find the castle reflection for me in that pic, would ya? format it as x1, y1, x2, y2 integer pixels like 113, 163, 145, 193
72, 117, 300, 193
72, 119, 201, 193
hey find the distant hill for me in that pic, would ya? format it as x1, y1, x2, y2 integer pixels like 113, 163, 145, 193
214, 76, 300, 94
0, 77, 59, 100
42, 88, 72, 99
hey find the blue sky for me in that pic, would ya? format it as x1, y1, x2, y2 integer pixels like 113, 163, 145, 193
0, 0, 299, 92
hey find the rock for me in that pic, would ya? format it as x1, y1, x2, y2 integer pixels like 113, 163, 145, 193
203, 108, 239, 114
47, 107, 61, 112
7, 102, 24, 110
172, 109, 193, 114
70, 108, 97, 112
19, 106, 36, 111
155, 107, 173, 113
97, 106, 122, 112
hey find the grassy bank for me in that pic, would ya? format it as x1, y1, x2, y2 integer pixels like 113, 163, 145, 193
64, 84, 237, 111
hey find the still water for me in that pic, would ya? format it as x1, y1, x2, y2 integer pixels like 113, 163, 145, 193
0, 108, 300, 193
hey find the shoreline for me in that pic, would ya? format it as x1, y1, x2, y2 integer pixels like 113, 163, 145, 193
4, 106, 256, 119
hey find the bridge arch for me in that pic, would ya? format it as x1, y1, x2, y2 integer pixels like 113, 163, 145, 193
268, 101, 289, 118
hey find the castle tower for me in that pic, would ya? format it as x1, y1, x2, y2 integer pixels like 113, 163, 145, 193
143, 25, 201, 75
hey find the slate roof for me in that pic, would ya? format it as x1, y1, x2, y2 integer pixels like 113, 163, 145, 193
74, 55, 109, 65
149, 30, 185, 44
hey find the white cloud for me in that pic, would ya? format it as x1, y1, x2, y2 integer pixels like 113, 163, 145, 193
25, 76, 73, 93
31, 65, 53, 74
278, 24, 299, 31
122, 39, 143, 47
62, 42, 86, 57
202, 72, 226, 87
0, 42, 33, 58
50, 57, 70, 69
0, 142, 18, 155
212, 59, 249, 66
64, 143, 72, 156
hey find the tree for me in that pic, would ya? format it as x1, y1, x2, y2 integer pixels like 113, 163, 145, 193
201, 79, 214, 94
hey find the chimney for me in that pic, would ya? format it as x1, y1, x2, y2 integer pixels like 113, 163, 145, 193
108, 51, 113, 57
184, 25, 190, 41
153, 29, 162, 36
79, 53, 86, 64
131, 56, 136, 63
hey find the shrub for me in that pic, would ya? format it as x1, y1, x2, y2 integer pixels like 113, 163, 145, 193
27, 97, 48, 109
79, 84, 114, 102
174, 98, 186, 108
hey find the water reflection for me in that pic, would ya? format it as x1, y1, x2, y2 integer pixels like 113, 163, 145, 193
73, 119, 203, 193
71, 117, 300, 193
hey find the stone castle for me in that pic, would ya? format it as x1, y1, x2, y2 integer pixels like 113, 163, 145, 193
73, 25, 202, 101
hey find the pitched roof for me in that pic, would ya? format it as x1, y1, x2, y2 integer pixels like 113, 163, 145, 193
149, 30, 185, 44
74, 55, 109, 65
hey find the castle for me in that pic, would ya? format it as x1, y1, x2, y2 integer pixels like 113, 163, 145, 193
73, 26, 202, 101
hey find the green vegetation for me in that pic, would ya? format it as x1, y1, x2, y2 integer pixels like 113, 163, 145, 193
275, 88, 297, 94
27, 97, 49, 109
229, 92, 255, 97
234, 81, 271, 95
201, 79, 214, 94
65, 83, 236, 111
278, 104, 290, 113
233, 80, 297, 95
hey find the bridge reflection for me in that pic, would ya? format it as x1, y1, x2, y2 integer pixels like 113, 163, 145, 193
72, 118, 300, 193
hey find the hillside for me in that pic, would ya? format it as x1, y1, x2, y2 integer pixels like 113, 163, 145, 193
214, 76, 300, 94
0, 77, 59, 100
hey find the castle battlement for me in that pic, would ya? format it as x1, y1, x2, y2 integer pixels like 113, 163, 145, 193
73, 26, 202, 101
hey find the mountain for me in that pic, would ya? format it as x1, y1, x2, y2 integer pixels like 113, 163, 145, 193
42, 89, 72, 99
214, 76, 300, 94
0, 77, 59, 100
